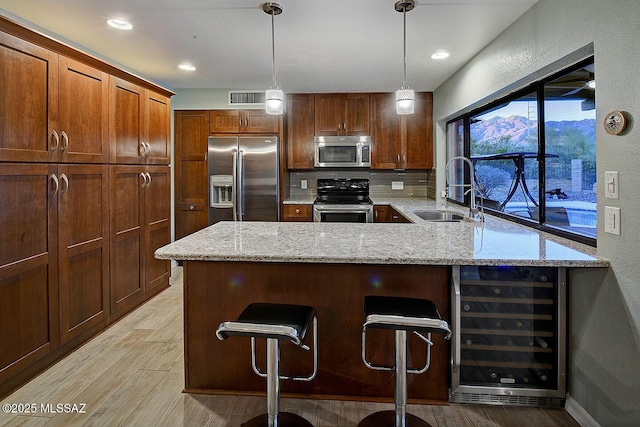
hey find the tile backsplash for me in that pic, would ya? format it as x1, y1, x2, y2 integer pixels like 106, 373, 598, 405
289, 170, 435, 199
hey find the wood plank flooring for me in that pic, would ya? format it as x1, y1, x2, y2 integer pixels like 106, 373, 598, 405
0, 267, 580, 427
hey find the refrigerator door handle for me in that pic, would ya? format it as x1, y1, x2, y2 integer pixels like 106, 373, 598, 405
232, 150, 238, 221
237, 149, 244, 222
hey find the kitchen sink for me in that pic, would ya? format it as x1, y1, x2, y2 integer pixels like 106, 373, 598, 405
412, 210, 465, 222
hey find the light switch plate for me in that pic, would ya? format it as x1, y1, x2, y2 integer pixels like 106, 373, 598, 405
604, 171, 619, 199
301, 179, 307, 189
604, 206, 621, 235
392, 181, 404, 190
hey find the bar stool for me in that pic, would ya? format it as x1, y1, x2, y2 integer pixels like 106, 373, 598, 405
216, 303, 318, 427
359, 296, 451, 427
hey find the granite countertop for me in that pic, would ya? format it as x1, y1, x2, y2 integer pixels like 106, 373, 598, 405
156, 199, 608, 267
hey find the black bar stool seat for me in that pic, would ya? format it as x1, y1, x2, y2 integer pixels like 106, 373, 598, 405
216, 303, 318, 427
359, 296, 451, 427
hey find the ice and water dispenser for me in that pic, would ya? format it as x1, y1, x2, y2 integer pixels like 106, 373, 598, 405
210, 175, 233, 206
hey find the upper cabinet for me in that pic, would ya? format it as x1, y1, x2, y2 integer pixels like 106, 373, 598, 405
314, 93, 370, 136
0, 33, 108, 163
286, 94, 315, 169
209, 109, 280, 134
109, 77, 170, 165
371, 92, 433, 170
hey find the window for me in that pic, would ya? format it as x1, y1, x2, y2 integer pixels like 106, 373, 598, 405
446, 58, 596, 244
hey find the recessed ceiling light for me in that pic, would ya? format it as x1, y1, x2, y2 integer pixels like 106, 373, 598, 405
107, 18, 133, 31
431, 51, 450, 60
178, 64, 196, 72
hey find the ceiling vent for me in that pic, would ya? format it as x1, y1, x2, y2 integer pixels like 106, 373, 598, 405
228, 91, 265, 106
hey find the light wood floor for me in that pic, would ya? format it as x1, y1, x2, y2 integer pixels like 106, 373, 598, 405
0, 267, 580, 427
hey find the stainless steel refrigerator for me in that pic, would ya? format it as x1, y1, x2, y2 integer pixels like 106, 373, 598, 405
208, 136, 279, 224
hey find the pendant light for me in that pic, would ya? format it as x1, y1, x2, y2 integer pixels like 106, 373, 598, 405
263, 2, 284, 115
395, 0, 415, 115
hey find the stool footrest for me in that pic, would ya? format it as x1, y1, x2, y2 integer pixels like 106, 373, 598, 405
242, 412, 313, 427
357, 410, 432, 427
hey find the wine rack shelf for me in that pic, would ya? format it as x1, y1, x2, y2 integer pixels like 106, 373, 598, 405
450, 265, 567, 407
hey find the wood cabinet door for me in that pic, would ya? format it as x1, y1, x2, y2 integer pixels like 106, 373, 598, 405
314, 94, 343, 136
109, 77, 144, 164
404, 92, 433, 169
373, 205, 390, 222
58, 57, 109, 164
245, 110, 280, 133
174, 111, 209, 206
176, 204, 209, 240
144, 91, 171, 164
57, 164, 109, 343
371, 93, 401, 169
109, 165, 145, 316
344, 93, 370, 135
0, 164, 59, 384
286, 94, 315, 169
0, 33, 58, 163
210, 110, 242, 134
144, 166, 171, 295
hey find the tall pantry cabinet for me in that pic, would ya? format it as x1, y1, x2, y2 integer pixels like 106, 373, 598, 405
0, 18, 173, 397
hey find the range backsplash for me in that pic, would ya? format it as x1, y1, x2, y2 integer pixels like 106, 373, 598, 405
289, 170, 435, 200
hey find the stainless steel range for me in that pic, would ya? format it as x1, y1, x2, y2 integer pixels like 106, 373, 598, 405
313, 178, 374, 223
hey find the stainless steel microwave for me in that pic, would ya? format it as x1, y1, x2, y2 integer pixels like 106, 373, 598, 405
313, 136, 371, 168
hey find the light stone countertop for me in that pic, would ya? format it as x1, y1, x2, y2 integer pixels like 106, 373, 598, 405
156, 199, 608, 267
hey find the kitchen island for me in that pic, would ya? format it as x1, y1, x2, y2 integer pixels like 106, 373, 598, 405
155, 202, 607, 403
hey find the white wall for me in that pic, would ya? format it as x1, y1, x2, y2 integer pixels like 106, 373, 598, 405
433, 1, 640, 425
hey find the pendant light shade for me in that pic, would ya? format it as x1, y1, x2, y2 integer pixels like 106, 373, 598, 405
395, 0, 415, 115
263, 2, 284, 115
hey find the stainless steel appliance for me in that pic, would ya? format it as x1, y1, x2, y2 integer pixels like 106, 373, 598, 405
208, 136, 279, 224
450, 265, 567, 407
313, 178, 373, 223
314, 136, 371, 168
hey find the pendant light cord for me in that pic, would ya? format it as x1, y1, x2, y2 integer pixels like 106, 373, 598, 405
402, 5, 407, 89
271, 8, 277, 89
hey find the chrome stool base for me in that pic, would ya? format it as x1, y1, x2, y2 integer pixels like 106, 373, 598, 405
357, 410, 431, 427
242, 412, 313, 427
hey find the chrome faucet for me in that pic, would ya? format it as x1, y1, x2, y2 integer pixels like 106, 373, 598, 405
445, 156, 484, 221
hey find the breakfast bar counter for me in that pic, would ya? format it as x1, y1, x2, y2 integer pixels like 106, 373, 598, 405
155, 203, 607, 403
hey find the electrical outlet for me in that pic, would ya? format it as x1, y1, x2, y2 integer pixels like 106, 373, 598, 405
604, 171, 619, 199
391, 181, 404, 190
604, 206, 621, 235
301, 179, 307, 189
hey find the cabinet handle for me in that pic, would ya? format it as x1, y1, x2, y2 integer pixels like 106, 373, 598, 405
60, 173, 69, 195
140, 172, 147, 188
140, 142, 145, 157
245, 118, 248, 128
375, 210, 378, 219
190, 205, 195, 210
50, 174, 59, 195
239, 118, 243, 128
451, 266, 461, 373
142, 142, 151, 156
145, 172, 152, 186
51, 130, 59, 152
397, 153, 400, 163
295, 208, 300, 214
60, 131, 69, 151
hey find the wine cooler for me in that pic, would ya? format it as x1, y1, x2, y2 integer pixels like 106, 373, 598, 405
450, 265, 567, 407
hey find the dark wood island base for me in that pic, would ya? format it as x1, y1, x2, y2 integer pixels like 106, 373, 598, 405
183, 260, 450, 403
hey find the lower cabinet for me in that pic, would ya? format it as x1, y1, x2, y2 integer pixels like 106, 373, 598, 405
109, 165, 170, 318
373, 205, 389, 222
282, 204, 313, 221
0, 163, 110, 388
373, 205, 410, 223
0, 162, 170, 397
176, 204, 209, 239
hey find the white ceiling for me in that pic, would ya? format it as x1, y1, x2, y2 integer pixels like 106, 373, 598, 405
0, 0, 538, 93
